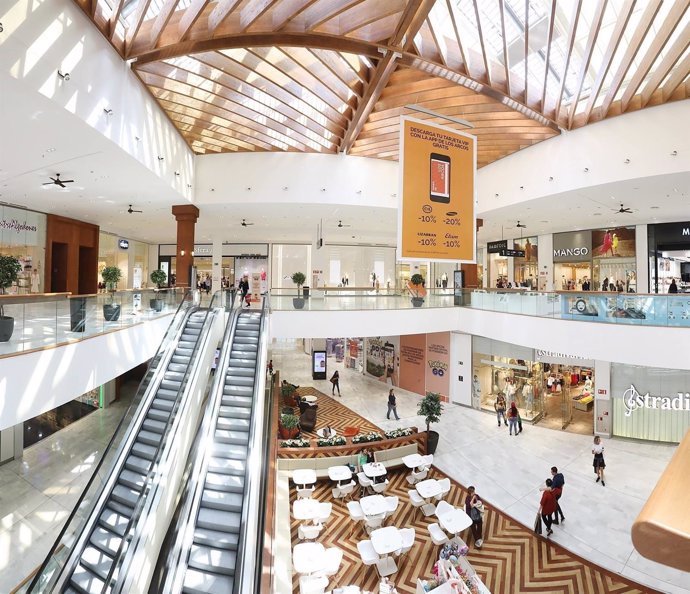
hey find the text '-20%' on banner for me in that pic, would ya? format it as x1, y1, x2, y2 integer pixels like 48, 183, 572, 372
397, 116, 477, 263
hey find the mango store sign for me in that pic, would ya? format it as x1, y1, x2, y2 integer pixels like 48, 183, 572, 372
623, 384, 690, 416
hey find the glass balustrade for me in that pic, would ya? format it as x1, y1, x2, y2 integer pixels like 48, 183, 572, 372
0, 288, 187, 357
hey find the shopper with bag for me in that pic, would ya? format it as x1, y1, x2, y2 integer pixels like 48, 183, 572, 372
464, 486, 484, 548
539, 479, 557, 537
550, 466, 565, 524
330, 370, 340, 396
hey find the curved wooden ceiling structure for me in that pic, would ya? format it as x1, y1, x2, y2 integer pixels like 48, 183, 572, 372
74, 0, 690, 165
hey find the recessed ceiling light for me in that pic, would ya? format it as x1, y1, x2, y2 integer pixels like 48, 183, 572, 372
46, 147, 56, 153
650, 206, 660, 209
593, 213, 602, 216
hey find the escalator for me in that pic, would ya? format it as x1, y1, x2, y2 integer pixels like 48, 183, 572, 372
67, 310, 210, 594
159, 302, 269, 594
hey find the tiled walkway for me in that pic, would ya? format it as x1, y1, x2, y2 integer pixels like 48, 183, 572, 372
273, 339, 689, 594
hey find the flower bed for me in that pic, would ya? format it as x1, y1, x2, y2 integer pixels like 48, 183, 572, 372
351, 431, 383, 444
279, 438, 310, 448
384, 427, 414, 439
317, 436, 346, 447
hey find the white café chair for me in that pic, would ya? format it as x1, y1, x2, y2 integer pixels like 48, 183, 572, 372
408, 489, 426, 515
383, 496, 399, 519
314, 547, 343, 579
428, 523, 450, 546
299, 575, 328, 594
434, 478, 452, 501
408, 468, 428, 485
371, 479, 389, 494
357, 540, 380, 572
298, 522, 323, 541
334, 480, 356, 501
346, 501, 364, 535
357, 471, 373, 489
364, 512, 385, 534
396, 527, 416, 557
297, 486, 315, 500
435, 500, 455, 518
316, 502, 333, 525
420, 454, 434, 471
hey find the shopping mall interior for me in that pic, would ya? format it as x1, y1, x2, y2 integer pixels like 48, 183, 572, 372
1, 1, 690, 593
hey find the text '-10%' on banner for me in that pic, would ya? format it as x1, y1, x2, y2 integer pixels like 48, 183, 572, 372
397, 116, 477, 263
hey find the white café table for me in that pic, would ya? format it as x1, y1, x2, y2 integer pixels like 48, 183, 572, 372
293, 498, 322, 523
359, 494, 386, 517
416, 478, 442, 516
401, 453, 424, 470
437, 507, 473, 535
293, 542, 326, 575
293, 468, 317, 488
370, 526, 402, 576
328, 465, 352, 485
302, 394, 318, 404
362, 462, 387, 479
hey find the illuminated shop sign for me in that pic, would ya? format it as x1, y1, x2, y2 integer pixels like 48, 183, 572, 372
552, 231, 592, 262
487, 240, 507, 253
553, 247, 589, 258
623, 384, 690, 416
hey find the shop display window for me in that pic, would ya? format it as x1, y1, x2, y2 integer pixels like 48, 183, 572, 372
0, 206, 47, 294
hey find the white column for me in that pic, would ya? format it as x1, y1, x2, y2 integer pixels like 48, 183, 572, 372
594, 360, 612, 438
635, 224, 648, 293
538, 234, 554, 290
450, 332, 473, 406
212, 237, 222, 292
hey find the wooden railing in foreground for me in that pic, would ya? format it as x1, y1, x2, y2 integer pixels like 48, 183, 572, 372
632, 429, 690, 571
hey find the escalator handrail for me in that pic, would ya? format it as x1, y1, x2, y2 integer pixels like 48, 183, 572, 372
100, 291, 223, 593
233, 296, 271, 594
26, 290, 195, 593
157, 294, 241, 593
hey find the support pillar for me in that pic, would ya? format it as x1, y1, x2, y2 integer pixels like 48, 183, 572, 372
172, 204, 200, 288
461, 218, 483, 288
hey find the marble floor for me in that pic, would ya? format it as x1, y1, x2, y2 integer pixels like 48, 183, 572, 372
0, 383, 136, 592
272, 339, 690, 594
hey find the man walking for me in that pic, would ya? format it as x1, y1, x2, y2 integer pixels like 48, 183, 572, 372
386, 389, 400, 420
550, 466, 565, 524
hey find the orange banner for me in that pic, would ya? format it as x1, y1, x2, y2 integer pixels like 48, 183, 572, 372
398, 116, 476, 262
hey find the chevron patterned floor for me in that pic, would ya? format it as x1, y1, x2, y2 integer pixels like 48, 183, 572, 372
289, 387, 382, 439
289, 467, 660, 594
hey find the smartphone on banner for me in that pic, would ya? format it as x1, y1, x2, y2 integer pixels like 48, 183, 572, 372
429, 153, 451, 203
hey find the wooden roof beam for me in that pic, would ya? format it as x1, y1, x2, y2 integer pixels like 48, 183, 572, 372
108, 0, 126, 40
540, 0, 557, 113
176, 0, 212, 43
552, 0, 583, 121
124, 0, 153, 55
149, 0, 179, 51
207, 0, 243, 34
240, 0, 274, 32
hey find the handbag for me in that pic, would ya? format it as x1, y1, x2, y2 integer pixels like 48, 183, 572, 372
470, 507, 481, 522
534, 513, 543, 535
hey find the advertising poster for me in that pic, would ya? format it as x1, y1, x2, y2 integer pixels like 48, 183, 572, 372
592, 226, 636, 258
398, 116, 476, 263
513, 236, 538, 261
425, 332, 450, 402
399, 334, 426, 396
365, 336, 399, 386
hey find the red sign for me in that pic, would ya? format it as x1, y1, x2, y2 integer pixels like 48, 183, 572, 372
598, 389, 607, 395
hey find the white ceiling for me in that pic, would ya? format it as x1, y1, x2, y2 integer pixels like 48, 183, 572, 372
2, 72, 689, 248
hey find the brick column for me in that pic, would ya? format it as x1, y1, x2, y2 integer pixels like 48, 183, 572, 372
172, 204, 200, 288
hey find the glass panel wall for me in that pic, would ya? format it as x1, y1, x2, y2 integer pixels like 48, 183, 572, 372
99, 233, 150, 289
0, 207, 47, 294
271, 244, 310, 288
323, 245, 396, 288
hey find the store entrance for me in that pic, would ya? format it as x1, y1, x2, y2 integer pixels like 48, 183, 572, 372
539, 364, 594, 434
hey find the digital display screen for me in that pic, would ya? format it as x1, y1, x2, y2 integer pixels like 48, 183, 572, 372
430, 158, 450, 198
313, 351, 326, 373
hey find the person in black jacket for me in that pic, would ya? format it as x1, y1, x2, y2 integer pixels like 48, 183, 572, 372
669, 279, 679, 293
239, 276, 250, 307
550, 466, 566, 524
386, 389, 400, 420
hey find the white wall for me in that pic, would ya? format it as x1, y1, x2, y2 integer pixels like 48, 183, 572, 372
1, 0, 194, 195
636, 224, 649, 293
450, 332, 472, 406
0, 315, 172, 431
537, 234, 554, 290
477, 101, 690, 214
195, 153, 398, 208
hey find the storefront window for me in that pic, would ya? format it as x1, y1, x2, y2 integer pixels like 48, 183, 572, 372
271, 244, 310, 289
323, 245, 395, 288
591, 227, 636, 292
0, 206, 47, 294
396, 262, 428, 291
99, 233, 151, 289
429, 262, 458, 289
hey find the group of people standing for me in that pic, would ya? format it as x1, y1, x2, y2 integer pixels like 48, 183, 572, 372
494, 394, 522, 435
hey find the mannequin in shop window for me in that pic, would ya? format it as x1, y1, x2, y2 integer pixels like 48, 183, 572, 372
441, 272, 448, 289
30, 268, 40, 294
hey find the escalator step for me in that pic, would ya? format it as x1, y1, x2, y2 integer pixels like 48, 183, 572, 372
160, 380, 182, 391
207, 457, 246, 475
119, 469, 145, 491
214, 415, 250, 431
219, 394, 252, 407
222, 385, 252, 397
98, 505, 130, 537
165, 371, 185, 382
112, 484, 140, 508
138, 429, 162, 447
70, 563, 106, 594
225, 376, 254, 387
218, 406, 251, 419
214, 429, 250, 445
151, 398, 175, 413
201, 489, 244, 511
205, 473, 244, 493
142, 419, 166, 434
147, 408, 170, 423
132, 441, 158, 461
188, 544, 237, 576
124, 455, 151, 475
227, 358, 255, 368
182, 568, 233, 594
90, 526, 122, 557
171, 356, 190, 365
225, 366, 254, 377
193, 527, 240, 550
156, 388, 179, 401
211, 442, 248, 460
81, 545, 114, 581
196, 508, 241, 532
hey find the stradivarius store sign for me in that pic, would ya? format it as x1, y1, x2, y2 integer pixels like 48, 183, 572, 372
623, 384, 690, 416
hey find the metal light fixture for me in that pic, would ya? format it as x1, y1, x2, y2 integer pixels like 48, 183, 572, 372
158, 156, 164, 161
57, 70, 70, 82
103, 108, 113, 116
624, 158, 630, 164
180, 250, 185, 256
174, 171, 180, 176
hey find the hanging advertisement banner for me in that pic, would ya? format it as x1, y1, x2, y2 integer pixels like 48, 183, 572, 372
398, 116, 476, 263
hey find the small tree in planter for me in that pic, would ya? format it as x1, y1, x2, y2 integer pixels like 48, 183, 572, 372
418, 391, 443, 454
279, 413, 300, 439
101, 266, 123, 321
408, 273, 427, 307
291, 271, 307, 309
0, 255, 22, 342
150, 269, 167, 312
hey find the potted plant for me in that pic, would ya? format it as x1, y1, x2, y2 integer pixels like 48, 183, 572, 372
278, 413, 300, 439
408, 273, 427, 307
291, 272, 306, 309
0, 255, 21, 342
418, 391, 443, 455
150, 269, 167, 312
281, 382, 298, 406
101, 266, 123, 321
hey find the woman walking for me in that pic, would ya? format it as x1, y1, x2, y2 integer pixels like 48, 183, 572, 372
386, 389, 400, 420
507, 401, 519, 436
330, 370, 341, 396
539, 479, 557, 537
592, 435, 606, 486
464, 486, 484, 548
494, 393, 507, 427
